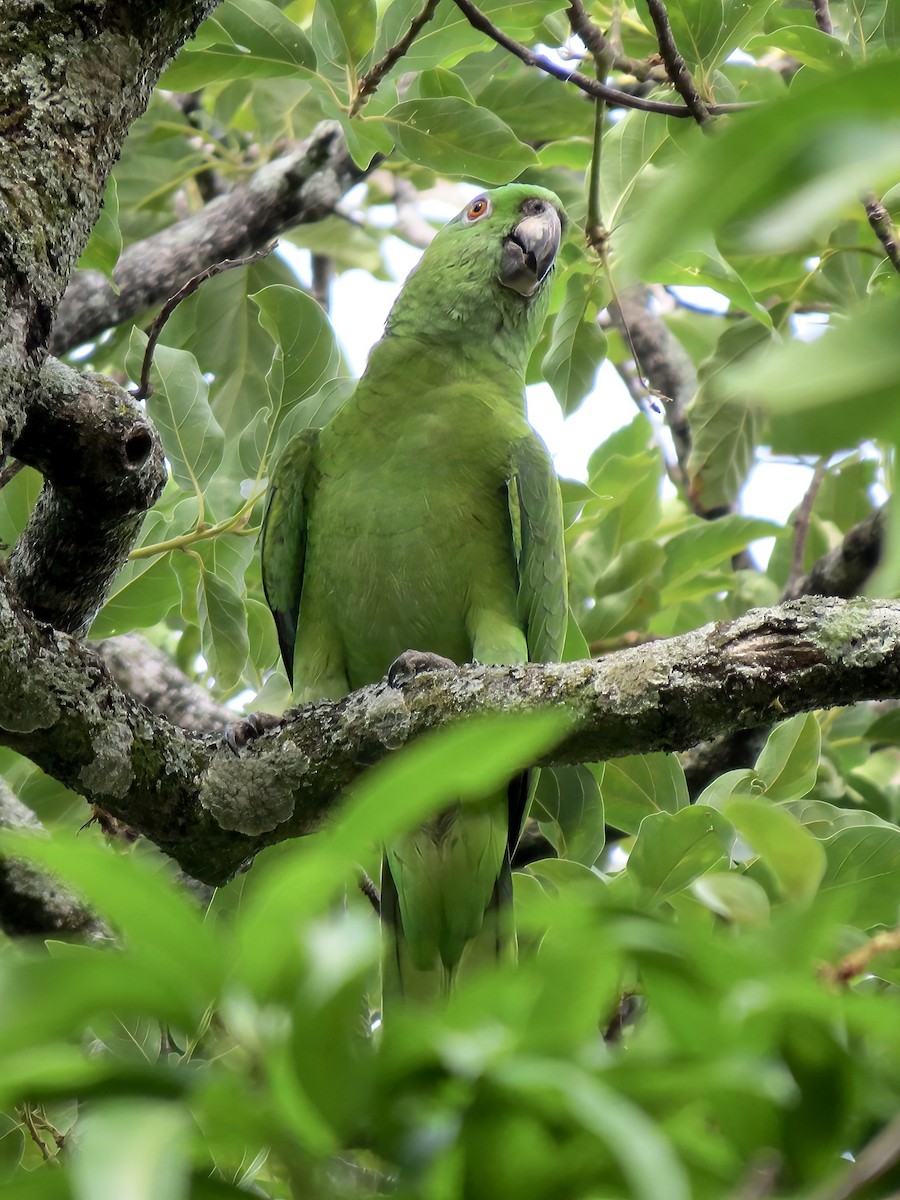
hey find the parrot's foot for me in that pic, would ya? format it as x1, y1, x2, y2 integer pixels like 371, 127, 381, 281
387, 649, 457, 688
223, 710, 283, 754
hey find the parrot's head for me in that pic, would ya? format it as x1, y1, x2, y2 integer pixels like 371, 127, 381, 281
384, 184, 566, 370
444, 183, 566, 300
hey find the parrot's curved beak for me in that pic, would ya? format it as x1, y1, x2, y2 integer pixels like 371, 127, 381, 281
499, 203, 562, 297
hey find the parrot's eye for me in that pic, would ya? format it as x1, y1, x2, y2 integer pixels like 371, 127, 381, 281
463, 196, 492, 223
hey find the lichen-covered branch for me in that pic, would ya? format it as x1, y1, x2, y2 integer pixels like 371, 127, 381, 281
0, 0, 222, 458
51, 123, 365, 356
3, 576, 900, 887
607, 285, 697, 491
95, 633, 233, 734
0, 779, 107, 940
7, 359, 166, 635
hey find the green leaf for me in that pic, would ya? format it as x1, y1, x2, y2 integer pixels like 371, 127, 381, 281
312, 0, 376, 73
601, 753, 688, 835
70, 1100, 190, 1200
126, 331, 225, 496
533, 765, 605, 865
162, 0, 316, 89
0, 832, 224, 1002
746, 26, 851, 71
685, 320, 771, 513
253, 284, 343, 423
665, 0, 778, 75
541, 270, 608, 414
724, 799, 826, 905
628, 806, 734, 905
691, 873, 771, 925
754, 714, 821, 801
819, 825, 900, 927
77, 176, 122, 279
728, 295, 900, 456
197, 556, 250, 692
661, 515, 778, 602
623, 58, 900, 272
383, 98, 537, 182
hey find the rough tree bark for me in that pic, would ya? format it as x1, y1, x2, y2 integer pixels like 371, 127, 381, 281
2, 581, 899, 885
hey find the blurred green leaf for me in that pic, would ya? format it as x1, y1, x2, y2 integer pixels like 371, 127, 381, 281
70, 1100, 190, 1200
725, 798, 827, 904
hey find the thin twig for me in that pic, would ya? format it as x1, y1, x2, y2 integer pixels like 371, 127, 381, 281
863, 192, 900, 276
566, 1, 611, 253
810, 1112, 900, 1200
821, 926, 900, 985
565, 1, 667, 82
812, 0, 834, 35
645, 0, 711, 124
350, 0, 441, 117
358, 870, 380, 915
0, 458, 25, 490
786, 458, 828, 595
451, 0, 757, 117
133, 243, 275, 401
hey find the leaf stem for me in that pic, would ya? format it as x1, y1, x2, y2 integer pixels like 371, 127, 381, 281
129, 495, 263, 561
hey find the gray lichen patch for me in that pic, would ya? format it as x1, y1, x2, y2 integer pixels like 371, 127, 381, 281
362, 686, 412, 751
0, 674, 60, 733
77, 720, 135, 799
199, 741, 309, 834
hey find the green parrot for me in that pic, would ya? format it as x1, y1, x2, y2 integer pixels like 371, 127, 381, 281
261, 183, 567, 1003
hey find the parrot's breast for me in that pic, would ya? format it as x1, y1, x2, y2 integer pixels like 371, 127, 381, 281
298, 388, 529, 692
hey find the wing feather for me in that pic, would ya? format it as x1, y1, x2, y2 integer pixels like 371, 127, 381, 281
260, 429, 320, 686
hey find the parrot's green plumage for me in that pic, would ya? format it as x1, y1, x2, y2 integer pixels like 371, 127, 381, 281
261, 183, 567, 1004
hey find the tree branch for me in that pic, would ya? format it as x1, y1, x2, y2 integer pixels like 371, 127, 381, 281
607, 285, 697, 494
0, 0, 222, 458
0, 779, 108, 940
4, 579, 900, 887
644, 0, 711, 124
450, 0, 756, 118
863, 192, 900, 276
94, 634, 233, 735
785, 507, 884, 601
50, 122, 366, 356
350, 0, 442, 116
7, 358, 166, 635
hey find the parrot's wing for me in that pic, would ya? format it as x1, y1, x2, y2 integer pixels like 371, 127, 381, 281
505, 432, 567, 852
260, 429, 320, 687
507, 430, 568, 665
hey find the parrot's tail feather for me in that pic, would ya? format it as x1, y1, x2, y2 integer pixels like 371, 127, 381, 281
380, 852, 515, 1012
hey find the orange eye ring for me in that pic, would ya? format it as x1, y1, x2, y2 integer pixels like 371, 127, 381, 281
464, 196, 491, 223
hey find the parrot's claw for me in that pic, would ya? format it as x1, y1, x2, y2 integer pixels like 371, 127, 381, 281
223, 710, 283, 754
387, 649, 457, 688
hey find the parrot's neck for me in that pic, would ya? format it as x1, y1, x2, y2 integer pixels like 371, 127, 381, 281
377, 270, 547, 384
363, 326, 527, 397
